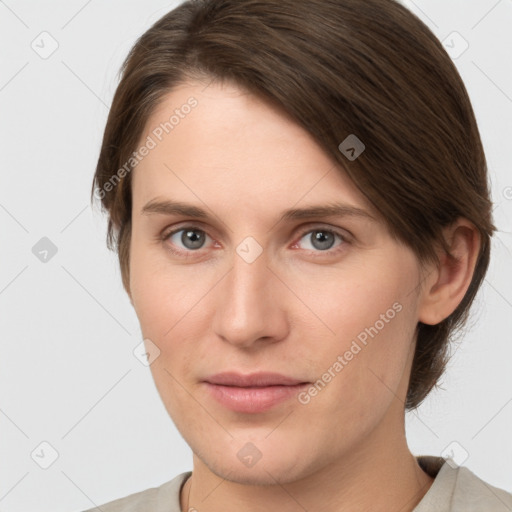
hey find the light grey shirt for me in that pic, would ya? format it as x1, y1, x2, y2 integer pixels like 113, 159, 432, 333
82, 456, 512, 511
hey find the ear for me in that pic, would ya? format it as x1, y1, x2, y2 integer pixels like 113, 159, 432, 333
418, 218, 481, 325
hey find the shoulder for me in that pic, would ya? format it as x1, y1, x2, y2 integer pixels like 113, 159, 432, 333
415, 456, 512, 511
80, 472, 191, 512
452, 465, 512, 511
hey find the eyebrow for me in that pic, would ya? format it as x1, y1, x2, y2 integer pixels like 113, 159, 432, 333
141, 198, 376, 223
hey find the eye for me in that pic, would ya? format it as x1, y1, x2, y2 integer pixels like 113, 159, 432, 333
160, 224, 349, 258
163, 226, 213, 255
294, 227, 347, 254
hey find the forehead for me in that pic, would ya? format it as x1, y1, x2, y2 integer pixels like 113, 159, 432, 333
131, 80, 377, 219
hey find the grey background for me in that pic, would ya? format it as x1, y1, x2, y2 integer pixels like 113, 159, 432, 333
0, 1, 511, 510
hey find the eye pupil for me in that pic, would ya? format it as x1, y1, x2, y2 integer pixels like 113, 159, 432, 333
169, 227, 342, 255
311, 230, 335, 250
182, 229, 205, 249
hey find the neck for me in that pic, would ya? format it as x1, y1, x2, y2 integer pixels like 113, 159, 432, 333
180, 410, 434, 512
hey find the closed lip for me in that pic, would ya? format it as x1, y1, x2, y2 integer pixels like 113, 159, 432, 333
203, 371, 309, 387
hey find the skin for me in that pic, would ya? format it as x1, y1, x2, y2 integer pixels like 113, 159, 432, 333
127, 79, 480, 512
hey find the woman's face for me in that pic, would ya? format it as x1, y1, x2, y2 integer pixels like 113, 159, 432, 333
129, 79, 426, 483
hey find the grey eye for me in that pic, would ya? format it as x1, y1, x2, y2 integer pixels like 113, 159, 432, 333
298, 230, 341, 251
171, 229, 208, 250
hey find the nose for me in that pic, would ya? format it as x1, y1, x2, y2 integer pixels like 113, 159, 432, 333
212, 242, 289, 349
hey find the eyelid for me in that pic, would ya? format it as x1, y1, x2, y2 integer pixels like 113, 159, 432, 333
294, 223, 352, 243
161, 224, 216, 256
291, 224, 350, 255
161, 222, 351, 256
161, 221, 216, 244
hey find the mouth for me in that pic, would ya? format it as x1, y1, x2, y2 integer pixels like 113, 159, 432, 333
203, 372, 310, 413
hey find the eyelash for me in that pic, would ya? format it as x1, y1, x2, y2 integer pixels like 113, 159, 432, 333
160, 224, 349, 259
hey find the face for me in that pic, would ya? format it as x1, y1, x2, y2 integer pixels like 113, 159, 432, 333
129, 79, 425, 484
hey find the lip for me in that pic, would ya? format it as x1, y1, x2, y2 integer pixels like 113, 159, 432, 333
203, 372, 310, 413
204, 371, 307, 387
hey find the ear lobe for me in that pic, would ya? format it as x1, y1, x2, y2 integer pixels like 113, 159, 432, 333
418, 219, 480, 326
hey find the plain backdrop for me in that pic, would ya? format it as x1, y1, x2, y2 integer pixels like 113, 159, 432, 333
0, 1, 511, 511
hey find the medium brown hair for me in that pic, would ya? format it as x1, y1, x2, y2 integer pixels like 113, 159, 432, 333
91, 0, 495, 409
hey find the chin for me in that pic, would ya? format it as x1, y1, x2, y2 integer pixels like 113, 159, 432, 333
209, 458, 307, 487
196, 439, 317, 487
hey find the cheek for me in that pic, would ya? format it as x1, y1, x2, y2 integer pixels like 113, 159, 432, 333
130, 253, 212, 419
281, 260, 408, 343
129, 254, 218, 406
329, 300, 416, 422
129, 232, 201, 334
293, 261, 417, 408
